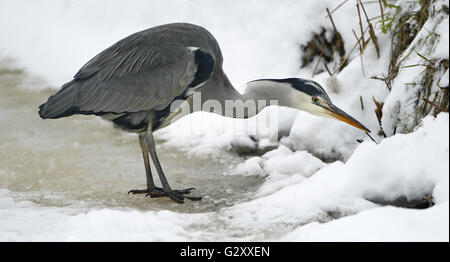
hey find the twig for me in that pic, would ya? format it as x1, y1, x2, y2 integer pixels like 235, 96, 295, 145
360, 96, 365, 110
370, 75, 392, 91
425, 93, 440, 116
372, 96, 387, 138
357, 1, 366, 49
372, 96, 383, 126
359, 0, 370, 21
326, 8, 339, 33
353, 29, 363, 54
324, 0, 349, 18
353, 29, 366, 77
332, 26, 369, 75
359, 0, 380, 58
312, 43, 326, 77
324, 63, 333, 76
423, 98, 448, 112
437, 77, 449, 89
369, 13, 391, 22
362, 0, 383, 4
378, 0, 385, 28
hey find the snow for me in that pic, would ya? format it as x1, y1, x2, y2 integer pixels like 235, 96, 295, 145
222, 114, 448, 235
0, 0, 448, 241
0, 0, 374, 89
434, 16, 449, 58
0, 190, 200, 241
282, 204, 449, 242
1, 114, 447, 241
381, 0, 450, 135
441, 69, 449, 87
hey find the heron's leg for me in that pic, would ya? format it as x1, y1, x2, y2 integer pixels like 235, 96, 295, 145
128, 134, 162, 195
145, 128, 202, 203
128, 134, 193, 196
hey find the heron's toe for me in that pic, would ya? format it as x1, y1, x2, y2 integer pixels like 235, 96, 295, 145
145, 190, 202, 203
184, 195, 203, 201
128, 189, 146, 195
128, 187, 164, 195
143, 188, 195, 197
168, 191, 185, 203
170, 191, 202, 202
145, 191, 167, 198
173, 188, 195, 194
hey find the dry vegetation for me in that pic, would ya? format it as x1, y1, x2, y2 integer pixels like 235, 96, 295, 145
300, 0, 449, 136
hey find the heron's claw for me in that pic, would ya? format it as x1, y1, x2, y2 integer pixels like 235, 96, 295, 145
145, 188, 202, 203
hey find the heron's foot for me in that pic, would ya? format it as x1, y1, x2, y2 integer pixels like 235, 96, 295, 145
128, 187, 164, 195
146, 188, 202, 203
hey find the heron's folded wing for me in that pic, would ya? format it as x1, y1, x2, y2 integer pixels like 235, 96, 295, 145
40, 36, 215, 118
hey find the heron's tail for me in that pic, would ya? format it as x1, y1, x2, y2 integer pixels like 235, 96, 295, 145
39, 81, 78, 119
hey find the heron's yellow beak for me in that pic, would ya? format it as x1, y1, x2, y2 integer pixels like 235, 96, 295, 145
323, 103, 371, 132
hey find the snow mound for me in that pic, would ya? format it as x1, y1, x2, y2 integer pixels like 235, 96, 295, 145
282, 204, 449, 242
223, 114, 449, 240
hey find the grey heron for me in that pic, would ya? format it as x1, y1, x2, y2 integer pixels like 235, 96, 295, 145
39, 23, 369, 203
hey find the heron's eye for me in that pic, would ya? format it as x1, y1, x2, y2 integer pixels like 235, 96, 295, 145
312, 97, 319, 103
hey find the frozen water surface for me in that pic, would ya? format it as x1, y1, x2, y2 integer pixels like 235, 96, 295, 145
0, 69, 266, 214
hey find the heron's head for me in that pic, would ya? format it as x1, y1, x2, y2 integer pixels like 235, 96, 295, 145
246, 78, 370, 132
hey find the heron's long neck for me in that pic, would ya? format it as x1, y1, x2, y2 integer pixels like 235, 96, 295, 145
198, 71, 293, 118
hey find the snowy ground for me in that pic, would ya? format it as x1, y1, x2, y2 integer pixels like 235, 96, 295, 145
0, 0, 448, 241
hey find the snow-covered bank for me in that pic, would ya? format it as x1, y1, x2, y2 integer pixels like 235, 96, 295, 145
225, 114, 449, 238
282, 204, 449, 242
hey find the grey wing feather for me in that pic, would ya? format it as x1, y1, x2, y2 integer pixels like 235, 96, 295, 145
75, 41, 198, 111
39, 35, 214, 118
